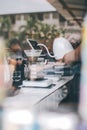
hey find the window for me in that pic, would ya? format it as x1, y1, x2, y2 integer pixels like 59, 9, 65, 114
24, 14, 29, 20
59, 14, 66, 22
37, 13, 43, 21
10, 15, 15, 24
44, 13, 50, 19
53, 12, 58, 19
16, 15, 21, 20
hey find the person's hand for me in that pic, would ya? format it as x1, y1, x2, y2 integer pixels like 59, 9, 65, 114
8, 58, 17, 66
7, 58, 17, 72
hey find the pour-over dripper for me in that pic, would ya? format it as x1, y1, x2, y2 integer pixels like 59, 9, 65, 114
24, 49, 42, 63
24, 49, 43, 80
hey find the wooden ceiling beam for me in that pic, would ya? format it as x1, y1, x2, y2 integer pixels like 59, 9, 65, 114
68, 7, 85, 12
58, 0, 81, 27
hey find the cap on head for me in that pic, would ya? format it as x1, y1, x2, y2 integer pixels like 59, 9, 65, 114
10, 38, 21, 52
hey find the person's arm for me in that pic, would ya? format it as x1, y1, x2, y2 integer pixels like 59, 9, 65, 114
75, 45, 81, 61
62, 45, 81, 65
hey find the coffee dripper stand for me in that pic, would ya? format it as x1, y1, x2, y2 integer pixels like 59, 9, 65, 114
24, 49, 43, 81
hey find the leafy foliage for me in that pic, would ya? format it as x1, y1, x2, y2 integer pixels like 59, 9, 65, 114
0, 15, 65, 50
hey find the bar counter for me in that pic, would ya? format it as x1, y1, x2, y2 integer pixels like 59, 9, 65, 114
4, 75, 74, 112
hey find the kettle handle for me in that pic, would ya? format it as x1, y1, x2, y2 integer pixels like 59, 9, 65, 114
37, 43, 55, 58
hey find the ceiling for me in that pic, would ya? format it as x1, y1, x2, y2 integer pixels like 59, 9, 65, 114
0, 0, 86, 27
0, 0, 56, 15
47, 0, 87, 27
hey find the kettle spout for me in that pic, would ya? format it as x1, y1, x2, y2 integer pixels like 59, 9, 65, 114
37, 43, 55, 58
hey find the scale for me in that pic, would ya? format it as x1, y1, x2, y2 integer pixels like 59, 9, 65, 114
23, 79, 53, 88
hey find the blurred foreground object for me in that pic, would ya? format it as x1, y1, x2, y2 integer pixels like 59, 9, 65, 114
79, 14, 87, 123
0, 38, 9, 103
0, 38, 15, 100
3, 109, 35, 130
0, 38, 13, 130
38, 112, 78, 130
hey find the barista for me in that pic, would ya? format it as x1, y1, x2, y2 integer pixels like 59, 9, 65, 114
9, 38, 26, 87
61, 43, 81, 105
63, 33, 81, 65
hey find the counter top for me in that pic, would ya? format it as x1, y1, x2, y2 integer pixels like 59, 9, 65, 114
4, 75, 73, 110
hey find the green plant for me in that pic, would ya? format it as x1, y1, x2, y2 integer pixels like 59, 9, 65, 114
0, 16, 11, 39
